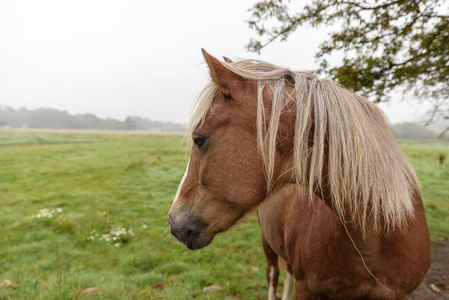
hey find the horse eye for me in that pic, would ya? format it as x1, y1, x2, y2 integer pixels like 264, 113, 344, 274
192, 134, 208, 150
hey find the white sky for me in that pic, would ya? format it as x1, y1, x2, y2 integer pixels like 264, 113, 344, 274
0, 0, 425, 124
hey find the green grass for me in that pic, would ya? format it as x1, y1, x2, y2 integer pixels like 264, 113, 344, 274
0, 129, 103, 146
400, 141, 449, 241
0, 129, 448, 299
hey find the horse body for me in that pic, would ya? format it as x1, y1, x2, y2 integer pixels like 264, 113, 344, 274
168, 49, 431, 299
258, 185, 430, 299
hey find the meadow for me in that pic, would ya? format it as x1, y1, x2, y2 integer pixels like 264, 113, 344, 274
0, 129, 448, 299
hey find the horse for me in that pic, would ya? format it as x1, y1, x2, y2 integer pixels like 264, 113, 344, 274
168, 49, 431, 299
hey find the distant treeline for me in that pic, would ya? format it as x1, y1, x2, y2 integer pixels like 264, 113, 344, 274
391, 122, 448, 141
0, 105, 185, 132
0, 105, 447, 140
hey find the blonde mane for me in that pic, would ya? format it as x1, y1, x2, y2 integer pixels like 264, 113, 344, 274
189, 59, 420, 232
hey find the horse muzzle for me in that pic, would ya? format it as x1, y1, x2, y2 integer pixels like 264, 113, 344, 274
167, 211, 213, 250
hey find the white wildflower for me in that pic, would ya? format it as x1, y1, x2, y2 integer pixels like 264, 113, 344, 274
30, 207, 63, 219
86, 225, 134, 246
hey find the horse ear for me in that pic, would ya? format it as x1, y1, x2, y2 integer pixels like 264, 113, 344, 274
223, 56, 233, 63
202, 49, 242, 95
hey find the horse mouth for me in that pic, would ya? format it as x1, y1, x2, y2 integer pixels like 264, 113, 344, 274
168, 212, 213, 250
183, 231, 213, 250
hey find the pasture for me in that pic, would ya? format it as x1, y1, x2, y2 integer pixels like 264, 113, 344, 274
0, 129, 448, 299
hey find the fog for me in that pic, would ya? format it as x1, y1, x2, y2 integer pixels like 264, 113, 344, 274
0, 0, 426, 124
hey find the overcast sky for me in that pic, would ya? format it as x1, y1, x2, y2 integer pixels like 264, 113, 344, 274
0, 0, 428, 124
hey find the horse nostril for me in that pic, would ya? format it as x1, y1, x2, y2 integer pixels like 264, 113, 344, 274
186, 230, 193, 238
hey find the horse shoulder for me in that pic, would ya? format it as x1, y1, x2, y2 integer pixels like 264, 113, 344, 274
376, 191, 431, 294
292, 191, 431, 299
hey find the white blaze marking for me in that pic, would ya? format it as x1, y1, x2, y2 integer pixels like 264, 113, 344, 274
268, 266, 276, 300
281, 271, 294, 300
173, 162, 190, 204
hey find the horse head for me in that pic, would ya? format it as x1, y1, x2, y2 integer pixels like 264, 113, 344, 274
168, 50, 273, 250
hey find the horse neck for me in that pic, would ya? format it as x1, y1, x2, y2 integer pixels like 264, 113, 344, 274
311, 162, 383, 252
275, 117, 383, 253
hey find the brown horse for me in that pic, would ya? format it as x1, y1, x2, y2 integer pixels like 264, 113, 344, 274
168, 49, 431, 299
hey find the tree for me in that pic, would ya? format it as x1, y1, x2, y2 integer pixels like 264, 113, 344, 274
247, 0, 449, 131
124, 116, 137, 131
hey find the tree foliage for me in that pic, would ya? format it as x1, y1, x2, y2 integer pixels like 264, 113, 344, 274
247, 0, 449, 125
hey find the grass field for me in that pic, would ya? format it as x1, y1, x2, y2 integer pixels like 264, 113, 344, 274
0, 129, 448, 299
